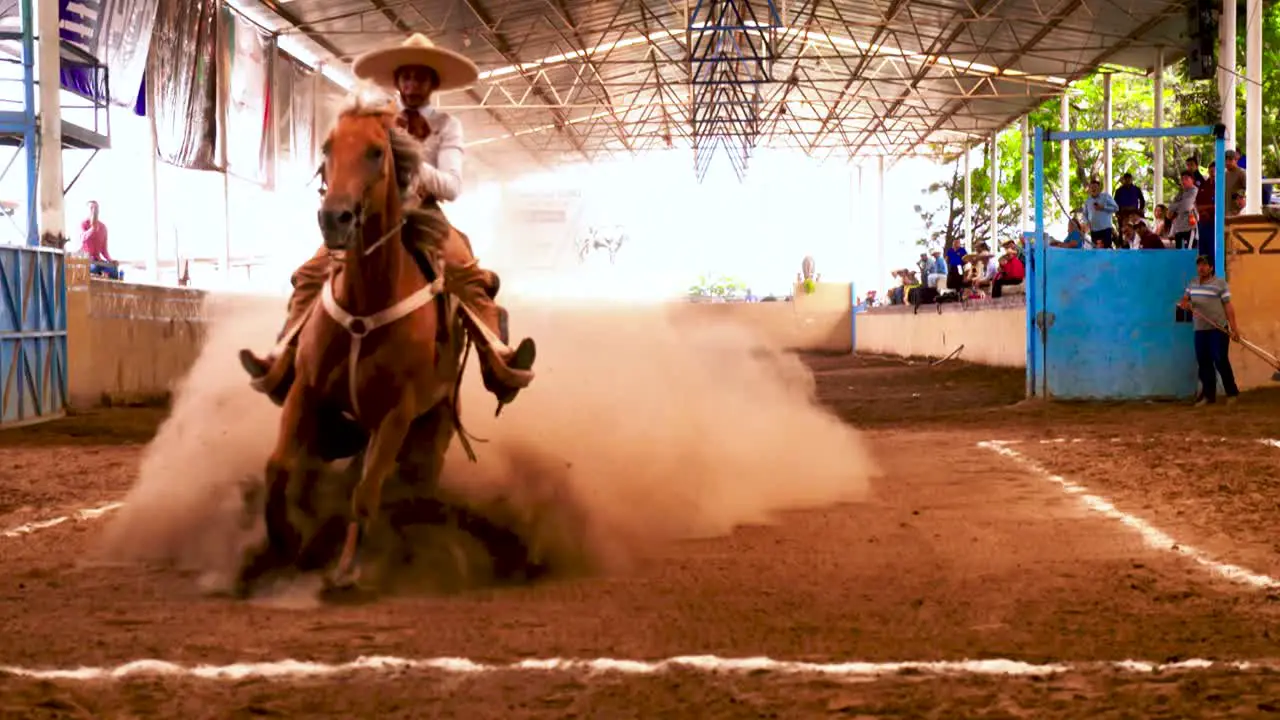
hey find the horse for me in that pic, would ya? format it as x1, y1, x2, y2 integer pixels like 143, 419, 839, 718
234, 101, 474, 595
575, 226, 627, 264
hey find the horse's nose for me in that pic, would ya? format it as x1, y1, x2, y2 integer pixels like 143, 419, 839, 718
318, 203, 358, 249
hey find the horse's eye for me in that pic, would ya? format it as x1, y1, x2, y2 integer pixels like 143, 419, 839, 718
367, 146, 384, 162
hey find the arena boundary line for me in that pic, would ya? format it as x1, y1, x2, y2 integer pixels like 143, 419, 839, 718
0, 502, 123, 539
2, 655, 1279, 682
979, 441, 1280, 590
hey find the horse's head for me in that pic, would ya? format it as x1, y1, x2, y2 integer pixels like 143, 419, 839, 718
317, 103, 420, 252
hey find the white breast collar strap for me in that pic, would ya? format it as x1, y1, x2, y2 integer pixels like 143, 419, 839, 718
319, 275, 445, 420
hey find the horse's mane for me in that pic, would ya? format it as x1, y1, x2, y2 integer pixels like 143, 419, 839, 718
335, 96, 422, 199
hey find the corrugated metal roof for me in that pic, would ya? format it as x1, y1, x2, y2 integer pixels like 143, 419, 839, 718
243, 0, 1190, 177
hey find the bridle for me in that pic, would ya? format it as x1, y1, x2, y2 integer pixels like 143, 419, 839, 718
315, 120, 444, 420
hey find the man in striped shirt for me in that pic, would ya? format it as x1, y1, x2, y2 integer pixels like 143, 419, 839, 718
1179, 255, 1240, 406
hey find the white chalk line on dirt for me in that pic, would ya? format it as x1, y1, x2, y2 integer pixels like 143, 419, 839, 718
0, 502, 123, 539
1, 655, 1276, 682
979, 441, 1280, 590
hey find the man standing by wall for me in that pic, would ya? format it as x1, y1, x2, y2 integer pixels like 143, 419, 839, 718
1084, 179, 1120, 249
1179, 255, 1240, 407
1114, 173, 1145, 230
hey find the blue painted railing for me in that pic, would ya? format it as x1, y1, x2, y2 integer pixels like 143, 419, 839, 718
0, 246, 68, 426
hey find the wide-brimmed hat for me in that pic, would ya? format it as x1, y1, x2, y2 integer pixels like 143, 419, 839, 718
352, 33, 480, 91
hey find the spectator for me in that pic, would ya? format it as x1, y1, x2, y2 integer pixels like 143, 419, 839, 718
1114, 172, 1146, 229
991, 242, 1025, 298
1134, 220, 1165, 249
1153, 204, 1172, 238
1177, 255, 1240, 407
1168, 171, 1199, 249
926, 249, 947, 289
888, 270, 905, 304
1185, 157, 1206, 186
1223, 150, 1246, 216
1051, 218, 1089, 248
1119, 222, 1137, 249
80, 200, 112, 264
1084, 179, 1120, 248
1196, 162, 1218, 261
944, 237, 967, 290
1233, 190, 1246, 214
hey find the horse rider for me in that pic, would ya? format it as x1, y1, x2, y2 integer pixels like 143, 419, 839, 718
238, 33, 537, 413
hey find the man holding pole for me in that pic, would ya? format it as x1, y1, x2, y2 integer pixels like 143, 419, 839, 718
1178, 255, 1240, 406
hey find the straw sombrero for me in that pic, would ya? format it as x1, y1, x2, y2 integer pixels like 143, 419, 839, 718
352, 33, 479, 91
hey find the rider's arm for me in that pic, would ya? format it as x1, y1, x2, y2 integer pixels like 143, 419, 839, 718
419, 115, 463, 202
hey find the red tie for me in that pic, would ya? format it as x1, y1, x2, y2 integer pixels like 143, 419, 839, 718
398, 110, 431, 141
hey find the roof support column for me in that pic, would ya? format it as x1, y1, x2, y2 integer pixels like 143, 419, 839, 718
35, 0, 64, 248
1020, 116, 1030, 232
1102, 73, 1113, 188
1059, 95, 1071, 221
989, 133, 999, 247
963, 145, 972, 246
876, 156, 886, 290
1153, 48, 1165, 206
146, 108, 161, 282
1246, 0, 1262, 213
1220, 0, 1238, 146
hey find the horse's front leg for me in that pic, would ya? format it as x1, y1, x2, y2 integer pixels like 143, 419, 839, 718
333, 400, 416, 585
236, 386, 314, 596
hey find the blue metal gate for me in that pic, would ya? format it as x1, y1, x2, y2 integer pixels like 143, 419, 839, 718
1037, 248, 1197, 398
0, 246, 68, 426
1028, 124, 1227, 400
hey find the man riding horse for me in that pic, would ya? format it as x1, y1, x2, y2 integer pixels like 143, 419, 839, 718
239, 34, 537, 414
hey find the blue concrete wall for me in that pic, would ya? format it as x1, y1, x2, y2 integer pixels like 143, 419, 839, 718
0, 246, 68, 426
1040, 248, 1198, 399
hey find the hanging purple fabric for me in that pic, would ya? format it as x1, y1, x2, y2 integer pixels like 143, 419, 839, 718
57, 0, 106, 104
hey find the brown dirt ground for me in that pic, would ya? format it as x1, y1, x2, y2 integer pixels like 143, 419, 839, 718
4, 356, 1280, 718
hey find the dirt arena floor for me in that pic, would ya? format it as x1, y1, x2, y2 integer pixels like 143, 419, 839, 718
4, 354, 1280, 718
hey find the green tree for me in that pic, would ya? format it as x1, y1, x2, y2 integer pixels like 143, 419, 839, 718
917, 0, 1280, 248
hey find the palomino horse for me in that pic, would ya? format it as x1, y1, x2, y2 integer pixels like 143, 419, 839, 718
235, 102, 472, 595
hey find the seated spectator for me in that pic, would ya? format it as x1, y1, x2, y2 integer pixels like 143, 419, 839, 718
1051, 218, 1089, 248
1119, 222, 1137, 249
926, 249, 947, 290
992, 243, 1025, 298
1153, 204, 1172, 238
887, 270, 906, 305
1233, 190, 1246, 214
1135, 220, 1166, 249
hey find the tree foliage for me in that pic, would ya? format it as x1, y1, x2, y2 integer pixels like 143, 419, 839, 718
915, 2, 1280, 250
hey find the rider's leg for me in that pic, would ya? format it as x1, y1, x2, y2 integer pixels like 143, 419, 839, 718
240, 248, 331, 404
407, 205, 535, 407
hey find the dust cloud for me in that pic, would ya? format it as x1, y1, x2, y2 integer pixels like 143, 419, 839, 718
99, 291, 880, 591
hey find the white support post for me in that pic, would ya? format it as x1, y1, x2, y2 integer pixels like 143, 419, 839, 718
1246, 0, 1262, 213
1060, 94, 1071, 221
1154, 48, 1165, 206
989, 133, 999, 247
1221, 0, 1238, 146
876, 156, 886, 289
146, 108, 161, 283
1020, 116, 1030, 232
1102, 73, 1113, 188
963, 146, 972, 246
35, 0, 64, 247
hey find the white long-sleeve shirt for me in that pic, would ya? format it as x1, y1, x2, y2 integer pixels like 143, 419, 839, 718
403, 104, 464, 202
